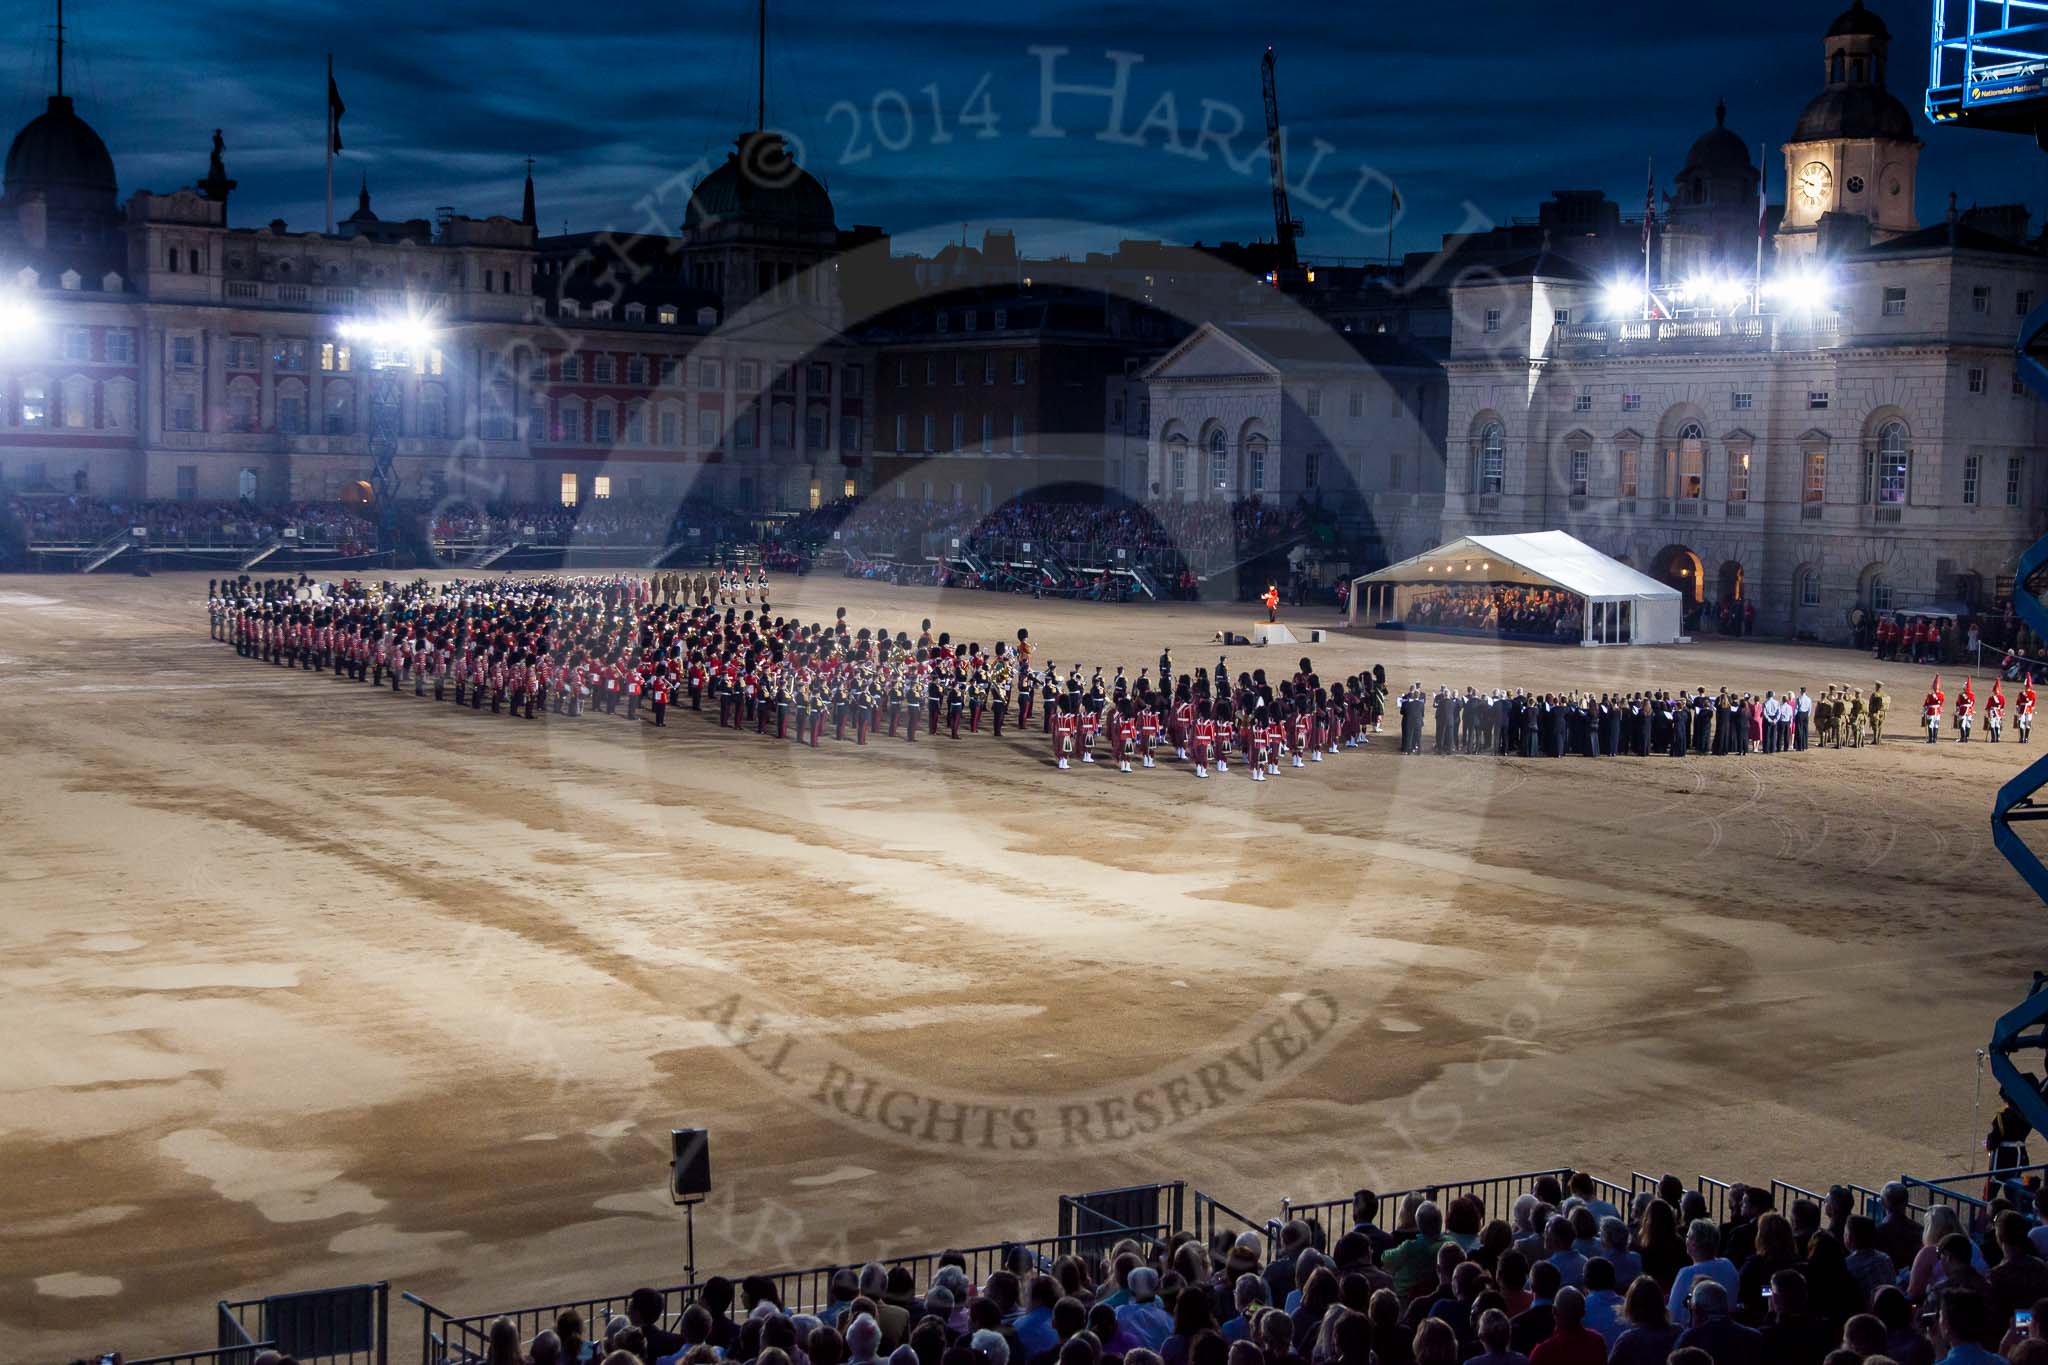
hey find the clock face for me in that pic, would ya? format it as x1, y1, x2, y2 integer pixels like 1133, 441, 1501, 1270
1846, 174, 1865, 194
1797, 161, 1834, 210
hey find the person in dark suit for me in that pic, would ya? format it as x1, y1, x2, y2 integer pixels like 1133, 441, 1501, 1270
1673, 1282, 1762, 1362
1511, 1261, 1563, 1356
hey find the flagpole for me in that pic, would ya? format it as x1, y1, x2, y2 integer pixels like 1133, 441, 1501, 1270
325, 53, 335, 234
1641, 157, 1654, 321
1753, 142, 1767, 312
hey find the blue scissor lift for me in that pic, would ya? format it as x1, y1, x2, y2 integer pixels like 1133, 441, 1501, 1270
1931, 0, 2048, 1140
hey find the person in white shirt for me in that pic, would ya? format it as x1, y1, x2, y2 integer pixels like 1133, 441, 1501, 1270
1667, 1219, 1740, 1328
1795, 687, 1814, 750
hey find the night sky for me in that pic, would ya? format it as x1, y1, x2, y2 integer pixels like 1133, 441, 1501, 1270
9, 0, 2043, 261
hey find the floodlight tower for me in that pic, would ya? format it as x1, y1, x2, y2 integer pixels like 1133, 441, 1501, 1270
1927, 0, 2048, 1146
340, 312, 439, 561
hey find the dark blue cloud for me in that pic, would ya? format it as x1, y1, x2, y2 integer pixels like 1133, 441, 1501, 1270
8, 0, 2039, 256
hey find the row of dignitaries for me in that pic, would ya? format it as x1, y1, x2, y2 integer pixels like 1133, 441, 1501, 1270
1391, 684, 1900, 757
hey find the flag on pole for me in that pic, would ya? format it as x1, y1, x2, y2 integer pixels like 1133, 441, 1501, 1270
328, 68, 346, 153
1640, 158, 1656, 319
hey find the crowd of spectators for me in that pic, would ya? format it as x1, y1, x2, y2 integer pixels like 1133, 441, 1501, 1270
379, 1169, 2048, 1365
1402, 585, 1585, 642
426, 500, 756, 550
9, 496, 375, 552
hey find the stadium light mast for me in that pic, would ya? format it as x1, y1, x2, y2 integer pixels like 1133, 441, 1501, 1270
338, 303, 442, 563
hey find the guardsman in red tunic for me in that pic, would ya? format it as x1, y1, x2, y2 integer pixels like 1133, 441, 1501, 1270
1266, 714, 1288, 777
1173, 696, 1194, 760
1262, 582, 1280, 623
1077, 700, 1098, 764
1956, 677, 1975, 743
2024, 680, 2037, 744
1137, 699, 1161, 769
1925, 675, 1945, 743
1989, 680, 2006, 743
625, 663, 645, 722
1111, 704, 1136, 774
649, 672, 670, 727
1191, 702, 1216, 779
1053, 699, 1079, 770
1291, 708, 1312, 770
1246, 713, 1269, 781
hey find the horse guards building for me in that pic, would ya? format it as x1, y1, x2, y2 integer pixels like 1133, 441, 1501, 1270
1, 0, 2043, 639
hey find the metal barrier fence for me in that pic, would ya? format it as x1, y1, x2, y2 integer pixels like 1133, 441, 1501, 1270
1279, 1167, 1578, 1242
1627, 1171, 1733, 1225
221, 1281, 388, 1365
1058, 1181, 1184, 1258
407, 1225, 1179, 1365
1192, 1189, 1275, 1260
1903, 1163, 2048, 1224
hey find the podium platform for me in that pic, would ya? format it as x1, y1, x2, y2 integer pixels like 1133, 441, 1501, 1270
1250, 622, 1298, 646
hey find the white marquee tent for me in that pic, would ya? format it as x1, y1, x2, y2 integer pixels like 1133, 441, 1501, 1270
1349, 530, 1686, 646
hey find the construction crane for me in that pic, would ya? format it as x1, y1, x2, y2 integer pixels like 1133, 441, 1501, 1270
1261, 46, 1305, 279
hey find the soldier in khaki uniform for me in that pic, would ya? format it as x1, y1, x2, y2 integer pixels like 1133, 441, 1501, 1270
1867, 681, 1886, 744
1845, 689, 1865, 747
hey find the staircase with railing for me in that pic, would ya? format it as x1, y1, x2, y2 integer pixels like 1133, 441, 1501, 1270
80, 526, 137, 573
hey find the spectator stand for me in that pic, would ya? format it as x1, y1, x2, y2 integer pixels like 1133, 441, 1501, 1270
1192, 1188, 1278, 1260
1628, 1171, 1737, 1226
136, 1282, 385, 1365
1906, 1160, 2048, 1222
405, 1183, 1183, 1365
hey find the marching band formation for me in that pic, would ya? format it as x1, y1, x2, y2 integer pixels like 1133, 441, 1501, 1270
204, 574, 2032, 782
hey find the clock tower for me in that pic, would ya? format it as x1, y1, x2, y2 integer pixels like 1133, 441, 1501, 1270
1777, 0, 1920, 258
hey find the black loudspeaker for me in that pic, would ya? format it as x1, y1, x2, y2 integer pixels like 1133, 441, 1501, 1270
670, 1128, 710, 1202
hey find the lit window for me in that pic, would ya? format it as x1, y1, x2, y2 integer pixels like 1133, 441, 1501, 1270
1618, 448, 1638, 499
560, 473, 578, 506
593, 476, 611, 499
19, 381, 48, 428
1874, 421, 1909, 505
1804, 450, 1827, 503
1729, 450, 1750, 502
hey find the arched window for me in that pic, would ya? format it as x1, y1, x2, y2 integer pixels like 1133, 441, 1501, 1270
225, 377, 258, 433
1676, 421, 1705, 499
322, 380, 354, 435
1209, 428, 1229, 489
1478, 421, 1504, 493
1868, 571, 1892, 612
1167, 433, 1188, 492
275, 379, 306, 435
1874, 420, 1909, 505
1246, 434, 1268, 492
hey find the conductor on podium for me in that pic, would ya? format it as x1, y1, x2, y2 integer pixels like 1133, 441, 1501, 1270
1263, 583, 1281, 623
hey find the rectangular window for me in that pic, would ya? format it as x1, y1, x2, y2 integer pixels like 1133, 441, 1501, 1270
1305, 450, 1320, 489
951, 412, 964, 449
699, 409, 720, 446
1389, 450, 1405, 490
1679, 447, 1703, 500
1569, 448, 1589, 497
176, 466, 197, 500
805, 411, 826, 449
1306, 388, 1321, 417
1877, 450, 1907, 505
993, 309, 1008, 330
1619, 449, 1638, 499
1621, 392, 1641, 412
1483, 307, 1502, 333
1808, 390, 1830, 410
1964, 453, 1981, 505
1348, 389, 1363, 418
922, 414, 935, 451
698, 358, 721, 388
1732, 391, 1753, 410
1573, 390, 1592, 413
593, 408, 613, 442
896, 359, 909, 388
809, 362, 830, 392
2009, 456, 2024, 507
105, 330, 136, 365
935, 311, 949, 334
559, 473, 578, 507
1969, 367, 1987, 394
1729, 450, 1751, 502
961, 310, 976, 332
1171, 448, 1186, 490
1249, 445, 1265, 491
981, 412, 993, 453
592, 475, 611, 500
660, 410, 680, 446
173, 336, 197, 368
627, 356, 646, 385
658, 357, 678, 386
1801, 572, 1821, 608
925, 356, 938, 385
1882, 287, 1906, 316
1013, 353, 1027, 385
894, 414, 906, 451
844, 364, 862, 395
561, 353, 583, 382
840, 415, 859, 452
1011, 413, 1023, 452
273, 338, 306, 371
983, 352, 996, 385
952, 354, 965, 385
2021, 290, 2037, 317
277, 393, 306, 435
63, 329, 90, 362
1554, 307, 1570, 328
1805, 450, 1826, 502
1973, 285, 1991, 314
